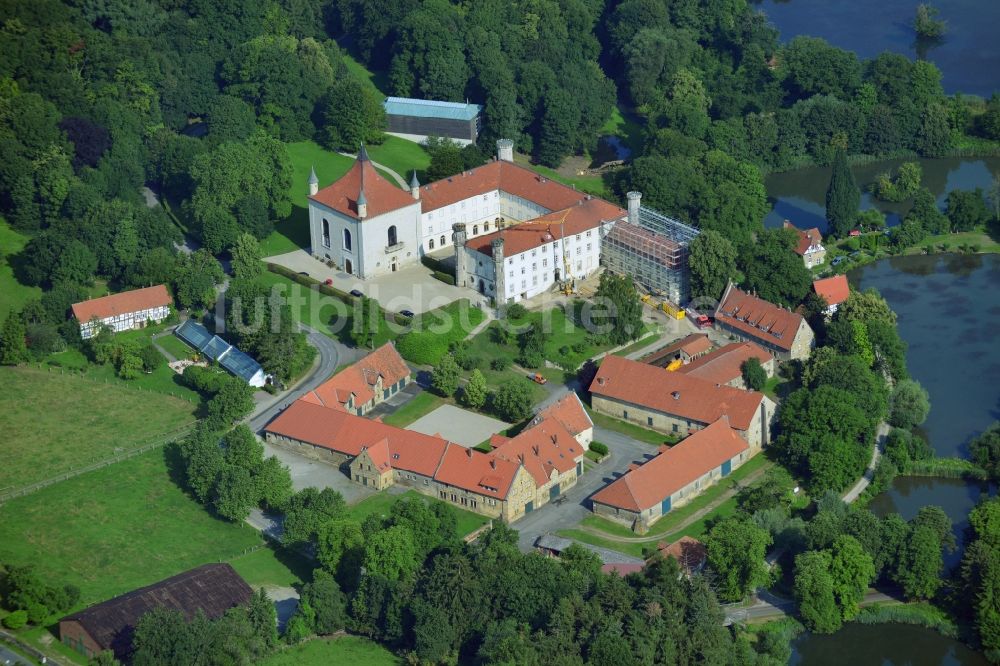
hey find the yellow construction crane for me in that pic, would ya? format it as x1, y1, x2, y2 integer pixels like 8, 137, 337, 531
560, 214, 574, 295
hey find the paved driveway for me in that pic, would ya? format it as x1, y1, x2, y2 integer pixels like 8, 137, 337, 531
406, 404, 510, 447
265, 249, 488, 314
513, 424, 658, 552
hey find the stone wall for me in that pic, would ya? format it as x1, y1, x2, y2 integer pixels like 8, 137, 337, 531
265, 433, 351, 468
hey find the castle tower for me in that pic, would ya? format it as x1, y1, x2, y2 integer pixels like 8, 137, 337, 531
496, 139, 514, 163
491, 236, 506, 307
626, 191, 642, 225
357, 189, 368, 219
410, 170, 420, 200
452, 223, 468, 287
308, 166, 318, 196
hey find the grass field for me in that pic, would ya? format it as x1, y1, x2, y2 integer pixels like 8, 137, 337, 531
0, 366, 197, 489
0, 218, 42, 320
263, 636, 400, 666
346, 490, 490, 537
904, 230, 1000, 254
367, 136, 432, 182
342, 53, 390, 99
156, 332, 196, 360
0, 447, 265, 607
381, 391, 446, 427
227, 545, 313, 588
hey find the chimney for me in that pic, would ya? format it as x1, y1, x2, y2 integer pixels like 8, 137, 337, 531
627, 191, 641, 225
550, 434, 558, 444
466, 448, 473, 458
496, 138, 514, 162
490, 459, 496, 469
598, 377, 606, 386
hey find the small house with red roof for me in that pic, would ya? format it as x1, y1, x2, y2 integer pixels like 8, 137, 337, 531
812, 274, 850, 316
589, 354, 775, 448
72, 285, 172, 340
640, 333, 713, 368
676, 341, 775, 389
529, 392, 594, 447
714, 282, 815, 362
300, 343, 411, 416
590, 419, 753, 531
783, 221, 826, 268
650, 536, 707, 576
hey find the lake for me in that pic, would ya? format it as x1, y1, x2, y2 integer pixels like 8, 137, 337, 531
757, 0, 1000, 97
765, 157, 1000, 234
790, 255, 1000, 662
790, 622, 989, 666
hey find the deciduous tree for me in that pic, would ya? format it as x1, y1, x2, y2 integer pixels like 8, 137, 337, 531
704, 517, 773, 602
688, 229, 738, 301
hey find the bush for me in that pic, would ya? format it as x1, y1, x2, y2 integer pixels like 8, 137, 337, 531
589, 441, 609, 456
491, 356, 511, 371
266, 264, 355, 303
432, 271, 455, 286
506, 303, 528, 319
2, 610, 28, 629
490, 381, 534, 422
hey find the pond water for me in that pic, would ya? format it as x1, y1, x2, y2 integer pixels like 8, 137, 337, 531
764, 157, 1000, 234
790, 255, 1000, 661
590, 135, 632, 166
852, 254, 1000, 459
790, 622, 989, 665
757, 0, 1000, 97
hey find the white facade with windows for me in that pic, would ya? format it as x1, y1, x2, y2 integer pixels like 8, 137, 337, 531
79, 305, 170, 340
309, 199, 422, 279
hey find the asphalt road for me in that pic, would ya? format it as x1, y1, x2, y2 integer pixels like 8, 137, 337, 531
0, 641, 33, 666
724, 589, 901, 625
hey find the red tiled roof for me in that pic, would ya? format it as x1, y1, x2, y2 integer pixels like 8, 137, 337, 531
466, 197, 626, 258
303, 343, 410, 409
310, 153, 417, 220
532, 393, 593, 438
433, 442, 521, 499
640, 333, 712, 366
590, 355, 766, 431
677, 341, 771, 386
652, 536, 707, 573
491, 418, 583, 486
783, 221, 822, 256
72, 285, 172, 323
714, 283, 806, 352
590, 418, 749, 512
264, 400, 445, 477
418, 160, 587, 214
812, 274, 850, 307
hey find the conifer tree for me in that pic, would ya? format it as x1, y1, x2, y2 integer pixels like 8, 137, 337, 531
825, 149, 860, 237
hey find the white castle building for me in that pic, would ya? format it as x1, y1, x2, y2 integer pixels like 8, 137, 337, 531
307, 140, 695, 304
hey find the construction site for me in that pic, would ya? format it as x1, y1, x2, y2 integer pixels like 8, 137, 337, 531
602, 197, 701, 307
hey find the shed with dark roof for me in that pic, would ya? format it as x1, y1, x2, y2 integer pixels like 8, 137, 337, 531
59, 564, 252, 661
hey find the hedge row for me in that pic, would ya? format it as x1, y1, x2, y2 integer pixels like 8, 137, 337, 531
433, 271, 456, 286
265, 263, 356, 304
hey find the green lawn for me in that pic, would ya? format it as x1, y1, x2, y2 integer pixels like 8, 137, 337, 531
0, 218, 42, 320
367, 136, 432, 182
262, 636, 400, 666
227, 544, 313, 588
0, 366, 197, 489
342, 53, 390, 100
612, 331, 662, 357
0, 447, 264, 607
393, 300, 486, 366
381, 391, 445, 427
346, 490, 490, 537
585, 405, 679, 447
156, 332, 197, 360
904, 230, 1000, 254
528, 163, 612, 199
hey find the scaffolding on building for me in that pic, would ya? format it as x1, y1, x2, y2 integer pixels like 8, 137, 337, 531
601, 207, 700, 305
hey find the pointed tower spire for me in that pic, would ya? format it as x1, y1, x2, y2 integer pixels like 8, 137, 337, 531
308, 165, 318, 196
410, 170, 420, 200
357, 150, 368, 219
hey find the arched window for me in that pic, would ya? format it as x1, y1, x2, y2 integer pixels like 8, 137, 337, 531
473, 225, 479, 235
429, 238, 435, 250
387, 225, 397, 247
322, 219, 330, 248
484, 220, 490, 232
343, 228, 352, 251
440, 235, 446, 246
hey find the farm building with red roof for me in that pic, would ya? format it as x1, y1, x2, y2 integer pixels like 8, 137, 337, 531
589, 354, 775, 448
72, 285, 172, 340
590, 418, 753, 531
301, 342, 411, 415
714, 282, 815, 361
677, 341, 776, 389
783, 221, 826, 268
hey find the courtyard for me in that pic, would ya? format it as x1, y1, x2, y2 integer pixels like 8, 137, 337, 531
405, 404, 510, 447
265, 249, 487, 314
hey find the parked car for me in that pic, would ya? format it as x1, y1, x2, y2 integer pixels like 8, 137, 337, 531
350, 289, 363, 298
531, 373, 548, 385
400, 309, 414, 318
298, 271, 309, 277
831, 256, 846, 266
324, 278, 333, 286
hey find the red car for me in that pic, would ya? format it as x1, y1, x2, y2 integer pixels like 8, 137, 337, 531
849, 229, 861, 237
